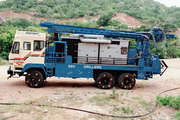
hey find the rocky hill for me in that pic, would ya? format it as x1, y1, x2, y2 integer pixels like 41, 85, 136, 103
0, 0, 180, 29
0, 10, 146, 28
1, 9, 180, 37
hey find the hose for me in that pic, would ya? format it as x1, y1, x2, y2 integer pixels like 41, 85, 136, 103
152, 28, 167, 49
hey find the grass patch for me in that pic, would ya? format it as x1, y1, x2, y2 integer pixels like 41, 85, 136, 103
132, 97, 141, 101
157, 96, 180, 109
35, 116, 42, 120
91, 88, 120, 106
112, 104, 121, 112
175, 112, 180, 120
132, 97, 152, 108
120, 91, 124, 96
1, 117, 8, 120
0, 58, 8, 65
90, 95, 111, 106
139, 100, 152, 107
122, 107, 133, 114
110, 87, 118, 99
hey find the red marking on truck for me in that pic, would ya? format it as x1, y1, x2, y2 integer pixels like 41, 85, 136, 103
22, 52, 31, 60
9, 62, 13, 65
31, 54, 40, 56
13, 58, 22, 60
14, 61, 24, 65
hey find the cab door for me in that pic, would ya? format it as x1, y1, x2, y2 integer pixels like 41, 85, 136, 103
20, 41, 31, 60
10, 41, 20, 60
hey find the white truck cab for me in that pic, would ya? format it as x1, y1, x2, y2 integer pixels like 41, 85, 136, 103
8, 30, 47, 75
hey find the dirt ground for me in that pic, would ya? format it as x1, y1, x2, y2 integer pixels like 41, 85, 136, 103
0, 59, 180, 120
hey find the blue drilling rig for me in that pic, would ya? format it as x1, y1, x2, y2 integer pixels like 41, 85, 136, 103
8, 22, 175, 89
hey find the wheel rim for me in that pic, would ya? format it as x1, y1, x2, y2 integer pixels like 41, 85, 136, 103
97, 73, 114, 89
119, 74, 135, 89
26, 71, 42, 87
101, 77, 110, 86
121, 78, 133, 89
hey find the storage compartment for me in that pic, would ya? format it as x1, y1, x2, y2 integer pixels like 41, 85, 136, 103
78, 43, 99, 64
77, 40, 129, 65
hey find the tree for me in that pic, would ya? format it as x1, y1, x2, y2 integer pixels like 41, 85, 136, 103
97, 13, 114, 26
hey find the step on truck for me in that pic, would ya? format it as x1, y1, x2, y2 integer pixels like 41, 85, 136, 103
7, 22, 174, 89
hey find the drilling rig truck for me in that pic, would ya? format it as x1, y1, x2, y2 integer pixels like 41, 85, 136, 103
7, 22, 174, 89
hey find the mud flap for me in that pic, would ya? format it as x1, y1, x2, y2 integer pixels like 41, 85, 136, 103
160, 60, 168, 76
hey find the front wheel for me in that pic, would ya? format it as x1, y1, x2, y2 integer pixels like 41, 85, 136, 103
96, 72, 115, 89
25, 70, 44, 88
118, 73, 136, 90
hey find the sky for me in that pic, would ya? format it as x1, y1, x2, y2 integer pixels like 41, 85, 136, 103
154, 0, 180, 7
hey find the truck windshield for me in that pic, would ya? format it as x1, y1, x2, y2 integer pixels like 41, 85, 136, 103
12, 42, 20, 54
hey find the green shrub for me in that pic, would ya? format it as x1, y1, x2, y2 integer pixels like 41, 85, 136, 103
97, 12, 114, 26
110, 87, 118, 99
157, 96, 180, 109
175, 112, 180, 120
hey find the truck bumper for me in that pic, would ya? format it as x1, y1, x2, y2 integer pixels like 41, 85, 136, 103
160, 60, 168, 76
7, 70, 13, 75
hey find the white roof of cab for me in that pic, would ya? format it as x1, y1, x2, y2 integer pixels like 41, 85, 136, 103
15, 30, 46, 39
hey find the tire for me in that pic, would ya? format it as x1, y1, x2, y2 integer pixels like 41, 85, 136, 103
96, 72, 115, 89
25, 70, 44, 88
118, 73, 136, 90
93, 75, 97, 82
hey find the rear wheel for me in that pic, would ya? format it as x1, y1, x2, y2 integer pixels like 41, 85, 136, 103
118, 73, 136, 90
96, 72, 114, 89
93, 75, 97, 82
25, 70, 44, 88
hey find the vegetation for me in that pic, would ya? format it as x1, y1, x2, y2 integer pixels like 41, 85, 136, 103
0, 25, 16, 60
0, 57, 8, 65
110, 87, 119, 99
97, 12, 114, 26
175, 112, 180, 120
157, 96, 180, 120
150, 37, 180, 59
157, 96, 180, 109
121, 107, 133, 114
0, 0, 180, 29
